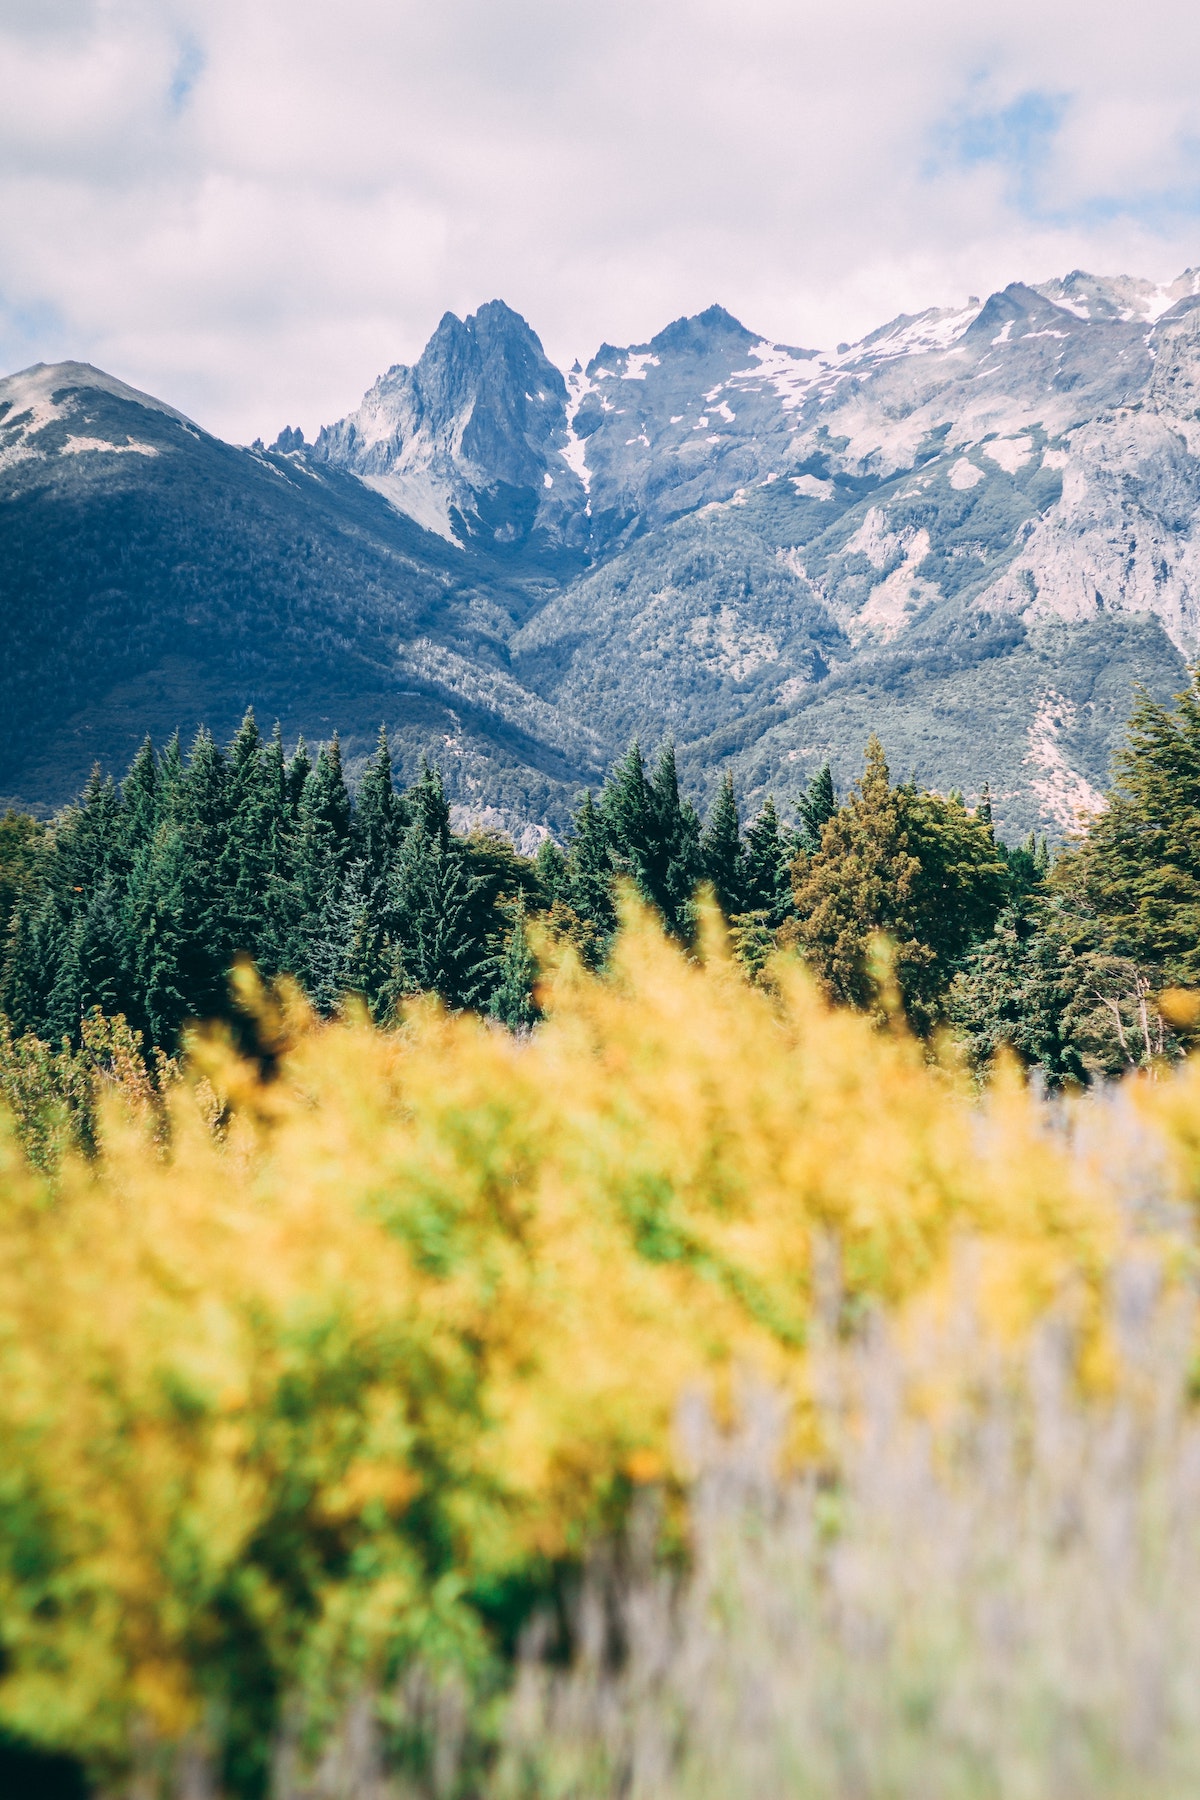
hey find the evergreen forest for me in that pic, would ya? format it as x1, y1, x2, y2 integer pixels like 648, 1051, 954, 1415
4, 676, 1200, 1100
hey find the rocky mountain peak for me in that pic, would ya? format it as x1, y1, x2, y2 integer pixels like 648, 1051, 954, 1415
312, 300, 586, 558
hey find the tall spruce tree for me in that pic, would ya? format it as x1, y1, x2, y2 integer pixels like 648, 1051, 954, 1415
287, 737, 313, 814
601, 742, 656, 901
948, 898, 1089, 1087
223, 710, 272, 961
647, 742, 704, 937
0, 810, 45, 950
121, 738, 159, 853
292, 736, 353, 985
701, 772, 746, 918
743, 797, 797, 929
796, 763, 837, 854
564, 790, 617, 945
1052, 674, 1200, 985
352, 726, 404, 881
488, 897, 538, 1030
386, 825, 490, 1011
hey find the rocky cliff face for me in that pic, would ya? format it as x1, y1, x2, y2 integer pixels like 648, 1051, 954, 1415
312, 299, 588, 560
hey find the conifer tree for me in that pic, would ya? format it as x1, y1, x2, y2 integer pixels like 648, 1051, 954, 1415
353, 726, 403, 882
1052, 674, 1200, 985
292, 736, 353, 982
134, 822, 200, 1048
0, 810, 45, 948
701, 772, 746, 918
121, 738, 159, 852
534, 837, 568, 907
796, 763, 837, 853
136, 727, 235, 1034
1, 895, 61, 1036
601, 742, 655, 895
743, 797, 797, 929
648, 741, 704, 937
488, 897, 538, 1030
287, 737, 313, 813
948, 898, 1088, 1087
406, 758, 452, 842
223, 710, 271, 959
564, 791, 617, 943
790, 736, 1007, 1032
254, 723, 302, 978
47, 879, 130, 1039
308, 859, 392, 1017
385, 825, 490, 1010
157, 731, 186, 815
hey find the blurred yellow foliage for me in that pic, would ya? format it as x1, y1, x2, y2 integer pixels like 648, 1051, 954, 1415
0, 902, 1191, 1785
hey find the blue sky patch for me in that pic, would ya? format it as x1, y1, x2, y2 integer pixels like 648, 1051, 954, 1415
168, 37, 205, 115
927, 86, 1070, 217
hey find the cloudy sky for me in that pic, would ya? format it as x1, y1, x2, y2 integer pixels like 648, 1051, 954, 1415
4, 0, 1200, 443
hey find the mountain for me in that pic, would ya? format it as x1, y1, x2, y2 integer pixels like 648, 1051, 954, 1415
3, 270, 1200, 839
311, 299, 589, 563
0, 359, 603, 834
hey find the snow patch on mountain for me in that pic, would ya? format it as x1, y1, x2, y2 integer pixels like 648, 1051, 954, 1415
62, 436, 160, 457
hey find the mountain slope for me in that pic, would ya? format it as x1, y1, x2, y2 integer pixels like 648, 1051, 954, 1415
0, 361, 602, 827
3, 270, 1199, 840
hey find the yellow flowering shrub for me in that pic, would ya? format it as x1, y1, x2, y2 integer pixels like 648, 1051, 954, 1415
0, 904, 1184, 1791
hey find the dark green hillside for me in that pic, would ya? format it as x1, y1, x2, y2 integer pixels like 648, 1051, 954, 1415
0, 370, 594, 825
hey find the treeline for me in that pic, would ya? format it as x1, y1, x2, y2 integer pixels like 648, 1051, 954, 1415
3, 675, 1200, 1084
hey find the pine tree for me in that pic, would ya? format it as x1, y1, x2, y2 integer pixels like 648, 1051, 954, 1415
133, 820, 201, 1049
701, 772, 746, 918
743, 797, 796, 929
534, 838, 568, 907
287, 737, 313, 814
256, 723, 303, 978
131, 727, 235, 1037
648, 741, 704, 937
601, 741, 655, 899
292, 736, 353, 983
121, 737, 159, 853
0, 810, 45, 948
157, 731, 186, 814
1052, 675, 1200, 985
488, 897, 539, 1031
1, 894, 62, 1036
949, 898, 1089, 1087
385, 824, 490, 1011
223, 710, 270, 961
308, 859, 391, 1017
46, 879, 130, 1039
564, 791, 617, 945
406, 759, 452, 842
796, 763, 837, 853
353, 726, 404, 881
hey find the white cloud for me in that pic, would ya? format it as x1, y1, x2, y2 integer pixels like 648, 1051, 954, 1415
2, 0, 1200, 442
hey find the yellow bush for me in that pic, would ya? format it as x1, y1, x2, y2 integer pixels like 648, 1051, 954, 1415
0, 904, 1182, 1789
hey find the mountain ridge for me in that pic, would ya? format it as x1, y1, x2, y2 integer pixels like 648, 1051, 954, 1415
2, 267, 1198, 840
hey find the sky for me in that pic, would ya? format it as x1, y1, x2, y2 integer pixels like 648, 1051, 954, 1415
4, 0, 1200, 444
